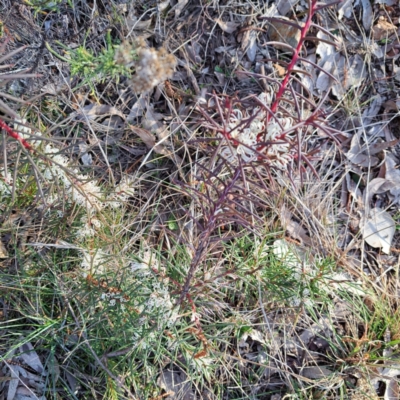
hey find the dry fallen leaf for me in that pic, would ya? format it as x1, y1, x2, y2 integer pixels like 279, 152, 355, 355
372, 18, 397, 41
127, 94, 147, 122
216, 18, 239, 34
129, 125, 182, 165
245, 30, 258, 62
173, 0, 188, 19
142, 104, 167, 139
301, 366, 334, 380
362, 208, 395, 254
19, 342, 45, 374
267, 18, 303, 50
360, 0, 373, 31
338, 0, 353, 20
384, 155, 400, 204
346, 131, 379, 168
0, 241, 8, 258
274, 63, 286, 77
73, 104, 125, 121
332, 54, 367, 98
157, 369, 196, 400
276, 0, 299, 16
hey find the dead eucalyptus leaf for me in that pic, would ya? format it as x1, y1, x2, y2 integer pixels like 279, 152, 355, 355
274, 63, 286, 77
280, 206, 312, 245
376, 0, 396, 4
361, 0, 373, 31
301, 366, 334, 380
384, 378, 399, 400
173, 0, 188, 19
19, 342, 45, 374
127, 95, 147, 122
129, 125, 182, 164
142, 104, 167, 138
338, 0, 353, 20
276, 0, 299, 16
362, 208, 395, 254
372, 18, 397, 41
157, 369, 196, 400
362, 95, 383, 124
267, 18, 303, 50
216, 18, 239, 34
346, 172, 363, 208
73, 104, 125, 121
245, 30, 258, 62
346, 131, 379, 167
332, 54, 367, 98
369, 139, 399, 155
7, 365, 19, 400
384, 155, 400, 204
129, 126, 156, 148
158, 0, 170, 12
363, 178, 394, 207
0, 240, 8, 258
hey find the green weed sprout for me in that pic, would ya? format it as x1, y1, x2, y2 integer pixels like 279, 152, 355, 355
67, 32, 135, 91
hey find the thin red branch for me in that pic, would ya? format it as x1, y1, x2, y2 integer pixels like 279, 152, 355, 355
269, 0, 317, 116
0, 118, 33, 151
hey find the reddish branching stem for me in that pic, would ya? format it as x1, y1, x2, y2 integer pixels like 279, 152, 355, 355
0, 118, 33, 151
269, 0, 318, 116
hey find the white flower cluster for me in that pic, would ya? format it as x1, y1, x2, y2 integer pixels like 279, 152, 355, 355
131, 252, 178, 328
130, 277, 178, 350
42, 143, 105, 211
100, 291, 129, 309
107, 175, 137, 207
220, 93, 293, 167
76, 215, 104, 239
0, 169, 12, 200
14, 119, 42, 147
130, 249, 165, 275
81, 249, 109, 273
7, 118, 138, 241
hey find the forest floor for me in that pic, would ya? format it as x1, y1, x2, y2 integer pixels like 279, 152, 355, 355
1, 1, 400, 399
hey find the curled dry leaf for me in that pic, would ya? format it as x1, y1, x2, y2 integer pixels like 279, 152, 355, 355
127, 94, 147, 122
363, 178, 395, 207
360, 0, 373, 31
280, 206, 312, 246
216, 18, 239, 34
384, 155, 400, 204
0, 241, 8, 258
129, 125, 182, 164
173, 0, 188, 19
7, 365, 19, 400
362, 208, 395, 254
346, 131, 379, 168
276, 0, 299, 16
157, 369, 196, 400
19, 342, 45, 374
332, 54, 367, 98
245, 30, 258, 62
72, 104, 125, 121
372, 18, 397, 41
375, 0, 396, 4
143, 104, 167, 139
267, 18, 303, 50
338, 0, 353, 20
300, 366, 335, 380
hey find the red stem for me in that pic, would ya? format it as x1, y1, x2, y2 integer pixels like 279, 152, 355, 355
0, 118, 33, 151
269, 0, 317, 116
256, 0, 318, 153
